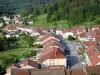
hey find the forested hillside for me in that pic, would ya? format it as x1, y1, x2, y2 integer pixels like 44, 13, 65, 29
0, 0, 57, 15
47, 0, 100, 25
0, 0, 100, 26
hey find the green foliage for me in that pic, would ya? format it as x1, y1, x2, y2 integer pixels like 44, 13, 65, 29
68, 35, 75, 41
16, 9, 29, 17
23, 50, 36, 58
0, 54, 20, 69
0, 37, 8, 51
46, 0, 100, 25
81, 46, 85, 56
0, 18, 6, 27
33, 7, 40, 17
34, 44, 43, 48
90, 72, 97, 75
18, 34, 36, 48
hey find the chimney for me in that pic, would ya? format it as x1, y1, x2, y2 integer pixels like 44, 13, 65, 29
55, 52, 57, 56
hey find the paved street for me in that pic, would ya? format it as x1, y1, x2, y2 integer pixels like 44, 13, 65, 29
66, 42, 84, 69
59, 37, 84, 69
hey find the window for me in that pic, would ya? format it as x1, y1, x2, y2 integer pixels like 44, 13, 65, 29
50, 63, 52, 65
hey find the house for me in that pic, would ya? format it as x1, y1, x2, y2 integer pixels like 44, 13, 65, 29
62, 29, 74, 38
66, 68, 86, 75
14, 15, 23, 25
77, 32, 86, 41
37, 27, 48, 33
3, 16, 10, 24
85, 46, 100, 66
4, 25, 18, 32
84, 41, 96, 48
40, 47, 66, 68
5, 33, 19, 38
66, 65, 100, 75
48, 65, 65, 69
55, 27, 62, 35
3, 25, 19, 38
72, 25, 86, 34
10, 63, 100, 75
11, 68, 30, 75
30, 28, 40, 37
5, 59, 39, 75
40, 33, 60, 44
43, 40, 65, 52
92, 25, 100, 31
85, 31, 95, 41
11, 68, 65, 75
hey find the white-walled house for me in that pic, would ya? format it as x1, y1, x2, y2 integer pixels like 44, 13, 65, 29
56, 28, 62, 35
40, 47, 66, 68
92, 25, 100, 31
77, 32, 86, 41
3, 16, 10, 25
62, 29, 74, 38
4, 25, 18, 32
5, 34, 19, 38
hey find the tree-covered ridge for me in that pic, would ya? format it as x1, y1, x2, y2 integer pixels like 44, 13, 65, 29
47, 0, 100, 25
0, 0, 57, 15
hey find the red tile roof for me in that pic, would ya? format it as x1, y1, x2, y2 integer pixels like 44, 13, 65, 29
87, 65, 100, 75
40, 47, 65, 62
40, 33, 59, 42
84, 41, 96, 47
62, 29, 73, 34
4, 25, 17, 31
13, 69, 29, 75
66, 68, 86, 75
6, 59, 38, 73
78, 32, 86, 38
72, 25, 86, 32
40, 34, 55, 41
43, 41, 64, 51
86, 46, 100, 66
18, 59, 38, 68
92, 25, 100, 29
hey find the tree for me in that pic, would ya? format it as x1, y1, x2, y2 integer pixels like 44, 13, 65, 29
0, 37, 8, 51
26, 36, 36, 47
0, 54, 20, 69
52, 2, 58, 12
47, 5, 53, 22
68, 35, 75, 41
33, 7, 40, 17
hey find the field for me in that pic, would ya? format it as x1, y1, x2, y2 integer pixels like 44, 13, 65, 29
31, 14, 70, 28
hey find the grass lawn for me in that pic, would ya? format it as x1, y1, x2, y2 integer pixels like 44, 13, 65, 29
31, 14, 70, 28
0, 48, 35, 57
0, 48, 36, 65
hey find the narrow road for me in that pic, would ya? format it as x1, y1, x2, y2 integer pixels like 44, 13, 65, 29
67, 43, 83, 69
58, 35, 84, 69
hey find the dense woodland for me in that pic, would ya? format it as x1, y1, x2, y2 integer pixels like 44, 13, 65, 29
0, 0, 100, 25
0, 0, 57, 15
46, 0, 100, 24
